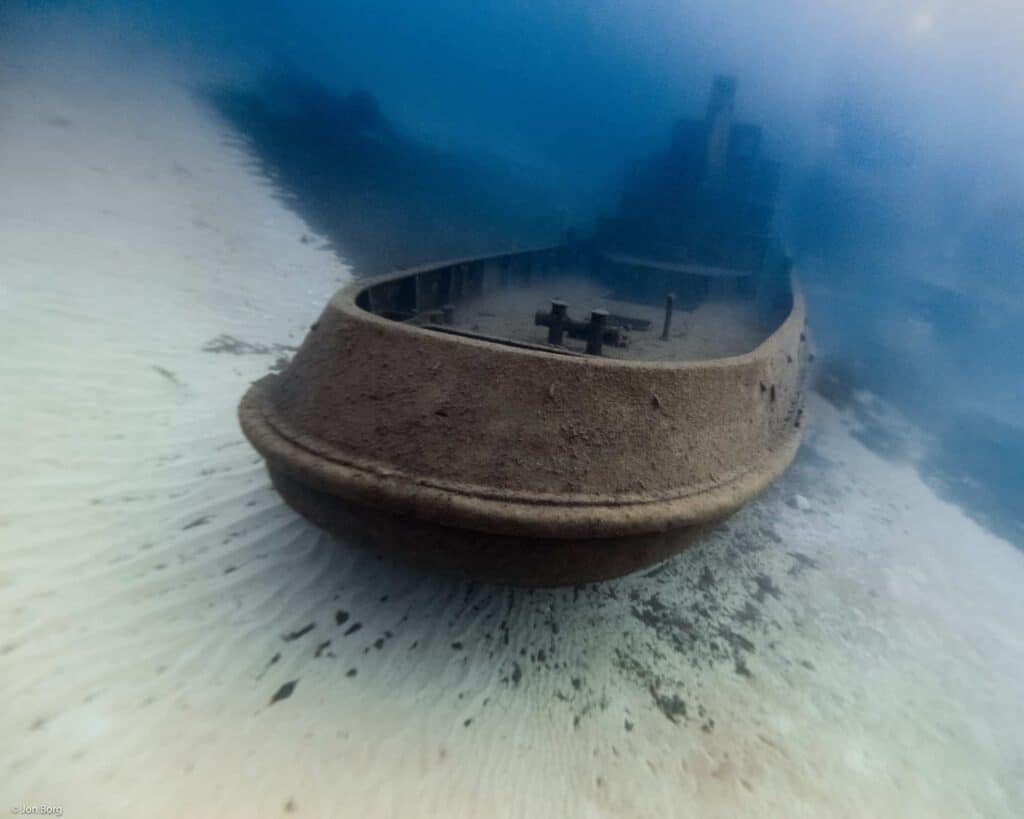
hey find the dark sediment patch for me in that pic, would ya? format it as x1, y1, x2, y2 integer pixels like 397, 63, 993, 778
752, 573, 781, 604
152, 365, 184, 386
269, 680, 298, 706
256, 652, 281, 681
787, 552, 819, 577
650, 687, 687, 723
202, 334, 297, 356
314, 640, 332, 658
223, 454, 826, 732
182, 516, 211, 530
282, 623, 316, 642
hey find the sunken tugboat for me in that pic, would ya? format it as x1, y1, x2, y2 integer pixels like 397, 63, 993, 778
239, 77, 808, 585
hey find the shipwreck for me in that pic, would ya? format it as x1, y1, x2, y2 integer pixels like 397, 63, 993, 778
239, 76, 808, 585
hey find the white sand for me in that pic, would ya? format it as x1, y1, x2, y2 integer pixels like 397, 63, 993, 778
2, 23, 1023, 819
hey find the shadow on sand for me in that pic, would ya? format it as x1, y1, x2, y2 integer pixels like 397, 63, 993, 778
814, 355, 1024, 548
204, 73, 567, 276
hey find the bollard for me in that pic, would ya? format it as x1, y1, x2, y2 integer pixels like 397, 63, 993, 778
536, 303, 622, 352
587, 309, 609, 356
660, 293, 675, 341
548, 300, 568, 344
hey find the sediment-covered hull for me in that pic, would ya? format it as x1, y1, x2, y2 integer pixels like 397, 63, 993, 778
239, 247, 808, 584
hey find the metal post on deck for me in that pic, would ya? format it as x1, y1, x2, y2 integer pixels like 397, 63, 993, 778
548, 300, 567, 345
587, 309, 609, 356
660, 293, 675, 341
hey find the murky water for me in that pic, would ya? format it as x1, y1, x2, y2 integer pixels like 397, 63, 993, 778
2, 5, 1023, 817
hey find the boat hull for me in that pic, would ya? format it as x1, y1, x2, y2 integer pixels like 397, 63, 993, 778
238, 247, 807, 585
268, 467, 712, 586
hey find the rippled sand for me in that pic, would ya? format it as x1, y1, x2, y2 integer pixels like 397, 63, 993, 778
2, 22, 1023, 819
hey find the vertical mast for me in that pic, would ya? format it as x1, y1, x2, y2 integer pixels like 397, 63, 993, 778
704, 75, 736, 194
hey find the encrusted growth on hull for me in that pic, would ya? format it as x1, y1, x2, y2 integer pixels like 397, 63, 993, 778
237, 77, 808, 584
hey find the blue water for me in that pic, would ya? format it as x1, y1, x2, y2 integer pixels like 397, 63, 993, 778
24, 0, 1024, 544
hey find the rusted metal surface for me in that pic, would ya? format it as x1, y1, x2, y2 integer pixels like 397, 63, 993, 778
586, 309, 609, 355
543, 299, 568, 344
534, 303, 625, 355
660, 293, 675, 341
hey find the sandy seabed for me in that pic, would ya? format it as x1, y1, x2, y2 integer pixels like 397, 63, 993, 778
2, 23, 1023, 819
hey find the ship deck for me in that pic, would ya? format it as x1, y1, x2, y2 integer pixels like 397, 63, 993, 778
429, 276, 773, 362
